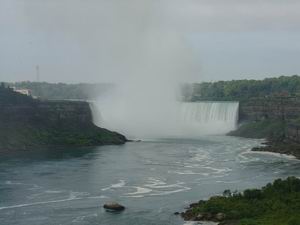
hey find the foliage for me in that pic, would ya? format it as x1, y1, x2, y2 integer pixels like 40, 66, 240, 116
0, 115, 126, 149
190, 177, 300, 225
189, 75, 300, 101
228, 119, 286, 140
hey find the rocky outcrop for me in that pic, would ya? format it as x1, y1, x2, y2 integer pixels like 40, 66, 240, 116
103, 202, 125, 211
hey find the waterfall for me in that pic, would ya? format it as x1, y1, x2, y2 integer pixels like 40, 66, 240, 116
91, 100, 239, 138
179, 101, 239, 135
180, 102, 239, 124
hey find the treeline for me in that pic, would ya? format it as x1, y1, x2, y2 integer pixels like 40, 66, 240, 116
10, 82, 113, 100
188, 75, 300, 101
6, 75, 300, 101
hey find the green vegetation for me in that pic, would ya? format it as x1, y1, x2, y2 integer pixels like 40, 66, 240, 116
229, 120, 286, 141
189, 75, 300, 101
182, 177, 300, 225
10, 81, 113, 100
0, 121, 126, 150
0, 83, 126, 150
11, 76, 300, 101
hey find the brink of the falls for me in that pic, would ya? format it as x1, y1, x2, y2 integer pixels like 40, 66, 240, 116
91, 101, 239, 139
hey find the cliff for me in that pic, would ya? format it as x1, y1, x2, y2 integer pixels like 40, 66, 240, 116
239, 97, 300, 122
229, 97, 300, 159
0, 86, 126, 150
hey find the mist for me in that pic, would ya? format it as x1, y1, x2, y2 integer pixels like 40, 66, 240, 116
90, 0, 201, 138
90, 1, 238, 138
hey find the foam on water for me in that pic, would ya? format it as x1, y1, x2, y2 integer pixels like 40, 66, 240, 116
0, 193, 108, 211
168, 170, 202, 175
124, 187, 153, 197
248, 150, 298, 160
0, 198, 81, 210
44, 190, 63, 194
119, 177, 192, 198
101, 180, 126, 191
237, 149, 298, 164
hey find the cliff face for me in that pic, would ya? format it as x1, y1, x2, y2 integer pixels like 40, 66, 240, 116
239, 97, 300, 122
232, 97, 300, 144
0, 99, 126, 150
1, 101, 92, 124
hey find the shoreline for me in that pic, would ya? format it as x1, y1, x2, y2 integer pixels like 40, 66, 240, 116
251, 140, 300, 160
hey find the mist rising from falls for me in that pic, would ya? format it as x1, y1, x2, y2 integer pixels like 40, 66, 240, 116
89, 0, 201, 139
89, 0, 239, 138
91, 101, 239, 139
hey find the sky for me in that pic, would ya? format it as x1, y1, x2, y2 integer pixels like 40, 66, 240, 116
1, 0, 300, 83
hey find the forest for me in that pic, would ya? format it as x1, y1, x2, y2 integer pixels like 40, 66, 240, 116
189, 75, 300, 101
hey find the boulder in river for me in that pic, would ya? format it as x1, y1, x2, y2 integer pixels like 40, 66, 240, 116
216, 212, 226, 221
103, 202, 125, 211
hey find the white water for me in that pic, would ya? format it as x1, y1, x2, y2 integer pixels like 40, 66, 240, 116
91, 101, 239, 138
179, 101, 239, 135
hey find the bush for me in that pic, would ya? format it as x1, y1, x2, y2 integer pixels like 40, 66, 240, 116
184, 177, 300, 225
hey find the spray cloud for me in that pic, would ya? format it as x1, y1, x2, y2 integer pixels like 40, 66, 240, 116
92, 0, 201, 138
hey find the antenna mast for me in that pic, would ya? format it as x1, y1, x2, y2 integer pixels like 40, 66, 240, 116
36, 65, 40, 82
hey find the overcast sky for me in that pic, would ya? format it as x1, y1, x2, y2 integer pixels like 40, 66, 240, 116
1, 0, 300, 83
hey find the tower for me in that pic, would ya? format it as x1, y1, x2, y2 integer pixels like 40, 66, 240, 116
36, 65, 40, 82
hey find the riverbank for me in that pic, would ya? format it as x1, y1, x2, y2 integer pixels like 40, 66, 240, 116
180, 177, 300, 225
228, 119, 300, 160
252, 140, 300, 160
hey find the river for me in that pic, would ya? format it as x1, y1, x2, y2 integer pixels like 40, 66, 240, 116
0, 136, 300, 225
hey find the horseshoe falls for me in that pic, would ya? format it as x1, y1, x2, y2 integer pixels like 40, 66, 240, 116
91, 101, 239, 138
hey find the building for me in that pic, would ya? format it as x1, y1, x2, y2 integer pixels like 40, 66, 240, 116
12, 87, 32, 96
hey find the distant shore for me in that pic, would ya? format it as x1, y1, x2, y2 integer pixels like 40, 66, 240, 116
251, 140, 300, 160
